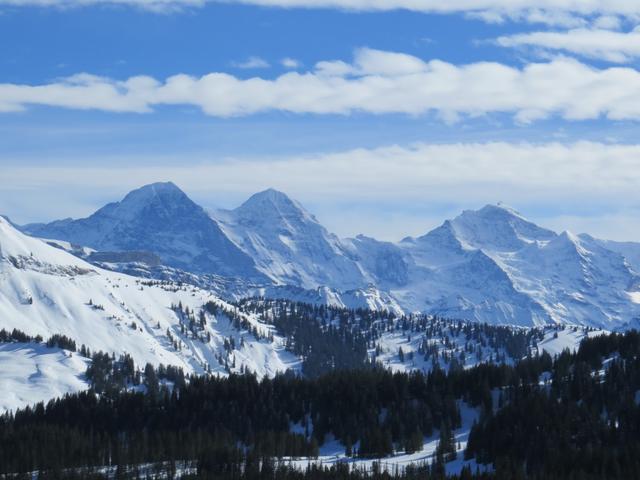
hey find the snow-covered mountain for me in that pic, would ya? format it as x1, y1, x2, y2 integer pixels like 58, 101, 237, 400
0, 216, 299, 381
0, 215, 614, 412
588, 236, 640, 274
345, 234, 411, 287
395, 205, 640, 327
23, 182, 263, 280
214, 188, 368, 290
16, 184, 640, 329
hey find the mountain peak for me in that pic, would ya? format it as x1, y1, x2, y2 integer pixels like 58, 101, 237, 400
240, 188, 297, 208
235, 188, 315, 224
254, 187, 289, 200
139, 181, 180, 192
559, 230, 579, 241
121, 181, 187, 203
20, 183, 261, 278
451, 204, 556, 250
420, 204, 557, 252
476, 203, 523, 218
106, 182, 197, 222
216, 189, 367, 289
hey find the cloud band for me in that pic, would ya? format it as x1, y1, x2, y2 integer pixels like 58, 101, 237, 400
3, 49, 640, 123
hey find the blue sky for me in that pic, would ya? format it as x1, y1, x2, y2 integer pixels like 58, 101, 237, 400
2, 1, 640, 240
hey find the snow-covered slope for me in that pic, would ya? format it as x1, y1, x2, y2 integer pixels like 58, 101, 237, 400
0, 342, 90, 412
214, 189, 368, 290
397, 205, 640, 328
17, 185, 640, 330
239, 284, 404, 316
0, 216, 299, 380
498, 231, 639, 327
344, 235, 410, 287
2, 214, 620, 412
588, 236, 640, 274
23, 182, 263, 280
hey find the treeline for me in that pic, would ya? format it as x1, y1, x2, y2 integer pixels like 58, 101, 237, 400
2, 316, 638, 479
465, 330, 640, 479
0, 328, 76, 351
212, 299, 372, 377
260, 301, 370, 377
0, 365, 480, 475
83, 347, 188, 397
0, 460, 492, 480
6, 329, 640, 478
187, 458, 488, 480
233, 298, 572, 376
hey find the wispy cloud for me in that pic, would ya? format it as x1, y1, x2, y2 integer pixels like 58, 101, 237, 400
281, 57, 301, 69
4, 141, 640, 240
496, 27, 640, 63
3, 0, 640, 26
3, 48, 640, 122
592, 15, 622, 30
9, 141, 640, 200
231, 56, 270, 69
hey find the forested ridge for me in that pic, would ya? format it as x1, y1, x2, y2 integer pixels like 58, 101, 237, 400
466, 331, 640, 479
0, 368, 462, 475
1, 329, 640, 479
232, 298, 560, 376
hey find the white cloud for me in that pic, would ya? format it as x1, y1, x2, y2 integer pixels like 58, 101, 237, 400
5, 48, 640, 122
496, 27, 640, 63
281, 57, 301, 69
467, 7, 590, 28
8, 141, 640, 199
4, 141, 640, 240
592, 15, 622, 30
3, 0, 640, 26
231, 56, 270, 69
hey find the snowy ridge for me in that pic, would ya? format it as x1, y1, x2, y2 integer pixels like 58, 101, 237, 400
214, 188, 368, 290
16, 183, 640, 329
0, 216, 300, 411
22, 182, 263, 279
393, 205, 640, 328
0, 216, 609, 412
